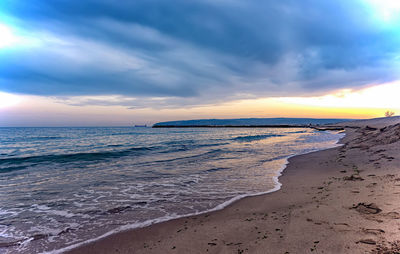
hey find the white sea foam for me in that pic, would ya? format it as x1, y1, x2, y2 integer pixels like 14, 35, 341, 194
0, 210, 19, 218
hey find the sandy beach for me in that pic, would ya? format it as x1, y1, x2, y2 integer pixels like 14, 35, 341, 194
67, 117, 400, 254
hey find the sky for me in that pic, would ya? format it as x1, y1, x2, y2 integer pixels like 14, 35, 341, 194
0, 0, 400, 126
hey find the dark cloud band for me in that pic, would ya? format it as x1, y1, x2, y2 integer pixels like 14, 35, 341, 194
0, 0, 399, 106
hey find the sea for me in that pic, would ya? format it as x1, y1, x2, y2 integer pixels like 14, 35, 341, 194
0, 127, 344, 253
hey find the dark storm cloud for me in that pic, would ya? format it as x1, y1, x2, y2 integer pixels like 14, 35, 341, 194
0, 0, 399, 106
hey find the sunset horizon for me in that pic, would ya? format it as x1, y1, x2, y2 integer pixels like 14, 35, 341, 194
1, 1, 400, 253
0, 82, 399, 126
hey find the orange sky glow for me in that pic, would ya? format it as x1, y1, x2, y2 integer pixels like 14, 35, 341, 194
0, 82, 398, 126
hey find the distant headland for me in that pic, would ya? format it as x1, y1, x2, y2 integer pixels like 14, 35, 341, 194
152, 117, 352, 130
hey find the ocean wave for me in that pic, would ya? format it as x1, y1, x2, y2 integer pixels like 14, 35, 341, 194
286, 130, 307, 134
205, 167, 230, 173
110, 132, 148, 136
1, 136, 63, 144
29, 137, 62, 141
0, 146, 157, 169
0, 165, 28, 173
158, 142, 228, 153
150, 149, 224, 164
232, 134, 284, 142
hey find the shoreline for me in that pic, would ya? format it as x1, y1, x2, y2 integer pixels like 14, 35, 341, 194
42, 130, 344, 254
64, 147, 343, 254
68, 118, 400, 253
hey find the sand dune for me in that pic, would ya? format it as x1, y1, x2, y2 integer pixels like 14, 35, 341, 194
335, 116, 400, 128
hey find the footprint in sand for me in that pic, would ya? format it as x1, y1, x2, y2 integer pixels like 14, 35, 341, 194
362, 228, 385, 235
382, 211, 400, 219
357, 239, 376, 245
351, 203, 382, 214
343, 174, 364, 181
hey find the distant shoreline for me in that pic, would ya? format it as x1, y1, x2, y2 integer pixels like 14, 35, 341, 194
152, 124, 345, 131
152, 117, 354, 129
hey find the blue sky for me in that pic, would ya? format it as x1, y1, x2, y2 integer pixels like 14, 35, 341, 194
0, 0, 400, 125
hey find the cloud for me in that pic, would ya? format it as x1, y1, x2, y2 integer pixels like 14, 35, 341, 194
0, 0, 399, 107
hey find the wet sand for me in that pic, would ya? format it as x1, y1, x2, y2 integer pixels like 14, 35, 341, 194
67, 117, 400, 254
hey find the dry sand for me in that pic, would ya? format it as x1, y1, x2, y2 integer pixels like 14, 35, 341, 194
67, 117, 400, 254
